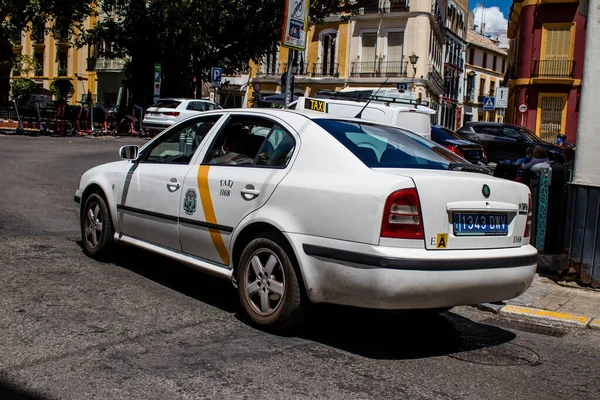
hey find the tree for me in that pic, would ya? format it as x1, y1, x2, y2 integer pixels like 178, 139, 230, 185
89, 0, 371, 108
0, 0, 97, 105
10, 78, 37, 105
49, 78, 75, 102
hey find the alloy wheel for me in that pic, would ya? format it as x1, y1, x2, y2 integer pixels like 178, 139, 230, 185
244, 249, 286, 316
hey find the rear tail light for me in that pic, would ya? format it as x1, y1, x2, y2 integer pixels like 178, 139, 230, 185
524, 194, 533, 238
163, 111, 180, 117
144, 110, 150, 116
444, 145, 465, 158
381, 188, 424, 240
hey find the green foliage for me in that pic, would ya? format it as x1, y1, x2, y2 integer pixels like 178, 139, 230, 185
10, 79, 37, 104
49, 79, 75, 102
0, 0, 97, 103
86, 0, 364, 106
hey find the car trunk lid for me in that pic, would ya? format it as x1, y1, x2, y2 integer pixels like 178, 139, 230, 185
373, 168, 530, 250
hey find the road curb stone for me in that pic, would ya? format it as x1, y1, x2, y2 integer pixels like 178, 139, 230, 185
499, 304, 593, 328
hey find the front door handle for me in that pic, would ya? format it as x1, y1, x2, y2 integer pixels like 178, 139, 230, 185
167, 178, 181, 192
241, 184, 260, 201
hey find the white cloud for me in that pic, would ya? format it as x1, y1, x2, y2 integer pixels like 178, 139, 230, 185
472, 5, 509, 48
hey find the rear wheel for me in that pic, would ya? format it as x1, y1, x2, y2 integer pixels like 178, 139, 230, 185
81, 192, 114, 258
237, 234, 304, 332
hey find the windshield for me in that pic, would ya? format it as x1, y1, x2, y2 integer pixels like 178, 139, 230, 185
314, 119, 464, 170
152, 100, 181, 109
518, 126, 544, 143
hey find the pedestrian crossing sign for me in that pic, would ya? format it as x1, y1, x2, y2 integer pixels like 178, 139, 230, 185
483, 96, 495, 110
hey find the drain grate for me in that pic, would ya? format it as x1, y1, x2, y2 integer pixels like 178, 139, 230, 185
483, 318, 569, 337
448, 336, 541, 366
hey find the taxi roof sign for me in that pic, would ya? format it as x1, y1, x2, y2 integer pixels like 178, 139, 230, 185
305, 98, 328, 113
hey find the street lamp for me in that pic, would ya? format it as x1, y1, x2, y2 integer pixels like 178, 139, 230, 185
409, 52, 419, 76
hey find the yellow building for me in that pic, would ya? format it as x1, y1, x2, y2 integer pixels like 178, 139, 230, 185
11, 16, 99, 105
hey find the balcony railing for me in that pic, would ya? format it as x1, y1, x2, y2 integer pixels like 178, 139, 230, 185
282, 63, 310, 76
532, 59, 575, 79
95, 58, 126, 72
361, 0, 380, 13
388, 0, 409, 12
428, 66, 444, 90
351, 61, 408, 77
311, 62, 339, 77
256, 62, 281, 77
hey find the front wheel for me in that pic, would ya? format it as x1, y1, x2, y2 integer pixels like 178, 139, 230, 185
237, 234, 305, 332
81, 192, 114, 258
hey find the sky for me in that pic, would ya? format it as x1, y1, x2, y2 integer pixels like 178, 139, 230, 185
470, 1, 511, 48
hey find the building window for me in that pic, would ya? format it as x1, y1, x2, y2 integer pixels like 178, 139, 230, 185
537, 94, 567, 142
34, 51, 44, 76
482, 52, 487, 69
479, 78, 486, 97
58, 51, 68, 76
469, 48, 474, 64
541, 23, 574, 77
489, 80, 495, 97
359, 31, 377, 74
492, 56, 497, 72
320, 30, 338, 76
386, 31, 404, 61
502, 58, 506, 73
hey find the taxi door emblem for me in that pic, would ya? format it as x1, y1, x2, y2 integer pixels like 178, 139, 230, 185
436, 233, 448, 249
183, 188, 197, 215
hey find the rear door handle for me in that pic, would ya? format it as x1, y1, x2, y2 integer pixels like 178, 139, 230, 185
241, 184, 260, 201
167, 178, 181, 192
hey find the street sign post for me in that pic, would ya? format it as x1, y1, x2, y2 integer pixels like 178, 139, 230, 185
210, 67, 222, 88
153, 64, 161, 103
495, 87, 508, 108
483, 97, 496, 111
519, 102, 528, 127
282, 0, 310, 50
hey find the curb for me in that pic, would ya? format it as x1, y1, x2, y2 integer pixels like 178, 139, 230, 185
498, 304, 593, 328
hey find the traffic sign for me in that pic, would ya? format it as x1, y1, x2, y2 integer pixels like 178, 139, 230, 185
483, 96, 495, 111
495, 87, 508, 108
153, 63, 161, 102
253, 82, 261, 92
397, 83, 408, 91
210, 67, 222, 87
519, 103, 528, 113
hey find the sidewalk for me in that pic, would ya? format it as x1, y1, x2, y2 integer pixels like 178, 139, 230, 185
479, 255, 600, 329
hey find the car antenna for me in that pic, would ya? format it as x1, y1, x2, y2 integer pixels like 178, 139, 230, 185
354, 77, 390, 119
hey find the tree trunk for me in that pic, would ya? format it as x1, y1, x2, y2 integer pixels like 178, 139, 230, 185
0, 64, 11, 106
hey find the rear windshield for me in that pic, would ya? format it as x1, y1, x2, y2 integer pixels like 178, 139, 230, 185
314, 119, 464, 169
432, 126, 463, 141
152, 100, 181, 109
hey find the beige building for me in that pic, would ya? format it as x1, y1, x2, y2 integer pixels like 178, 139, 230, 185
244, 0, 447, 116
463, 30, 508, 123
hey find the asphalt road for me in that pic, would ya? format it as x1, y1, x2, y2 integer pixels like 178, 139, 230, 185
0, 135, 599, 400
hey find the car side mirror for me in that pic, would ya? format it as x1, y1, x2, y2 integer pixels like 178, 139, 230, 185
119, 145, 139, 160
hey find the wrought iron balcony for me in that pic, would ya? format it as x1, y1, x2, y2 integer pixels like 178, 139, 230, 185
428, 66, 444, 90
256, 62, 281, 77
388, 0, 409, 12
282, 62, 310, 76
532, 59, 575, 79
311, 62, 339, 77
95, 58, 126, 72
351, 61, 408, 77
361, 0, 380, 13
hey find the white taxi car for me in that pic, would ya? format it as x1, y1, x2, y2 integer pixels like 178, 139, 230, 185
142, 98, 221, 137
75, 108, 537, 331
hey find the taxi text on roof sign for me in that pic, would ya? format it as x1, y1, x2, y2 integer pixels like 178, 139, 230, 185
305, 98, 328, 113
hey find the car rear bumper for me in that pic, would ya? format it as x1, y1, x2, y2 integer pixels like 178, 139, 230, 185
286, 233, 537, 310
142, 119, 173, 135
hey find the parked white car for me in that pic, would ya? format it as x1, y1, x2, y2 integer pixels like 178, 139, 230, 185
75, 109, 537, 331
142, 98, 221, 136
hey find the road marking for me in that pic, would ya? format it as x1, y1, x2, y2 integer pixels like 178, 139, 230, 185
197, 166, 230, 265
500, 305, 592, 327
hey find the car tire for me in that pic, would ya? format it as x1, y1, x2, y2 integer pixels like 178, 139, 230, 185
237, 233, 304, 332
81, 191, 114, 258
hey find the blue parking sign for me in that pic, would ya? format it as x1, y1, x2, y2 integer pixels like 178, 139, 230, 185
211, 67, 222, 84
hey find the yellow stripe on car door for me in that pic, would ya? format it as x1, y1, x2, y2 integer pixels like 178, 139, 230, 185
197, 165, 230, 265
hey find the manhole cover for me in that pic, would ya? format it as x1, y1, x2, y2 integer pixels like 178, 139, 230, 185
448, 336, 540, 366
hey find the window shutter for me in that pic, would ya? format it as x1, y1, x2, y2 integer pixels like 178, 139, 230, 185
545, 27, 570, 60
387, 32, 403, 62
361, 32, 377, 62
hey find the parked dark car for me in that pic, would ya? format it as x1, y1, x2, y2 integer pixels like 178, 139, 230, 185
431, 125, 487, 164
456, 122, 564, 163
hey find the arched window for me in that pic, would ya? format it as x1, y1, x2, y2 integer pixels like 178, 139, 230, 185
319, 29, 338, 77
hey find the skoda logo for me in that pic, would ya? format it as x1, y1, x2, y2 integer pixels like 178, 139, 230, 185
482, 184, 491, 198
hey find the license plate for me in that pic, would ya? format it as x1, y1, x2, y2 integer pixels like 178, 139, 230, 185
453, 213, 508, 236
